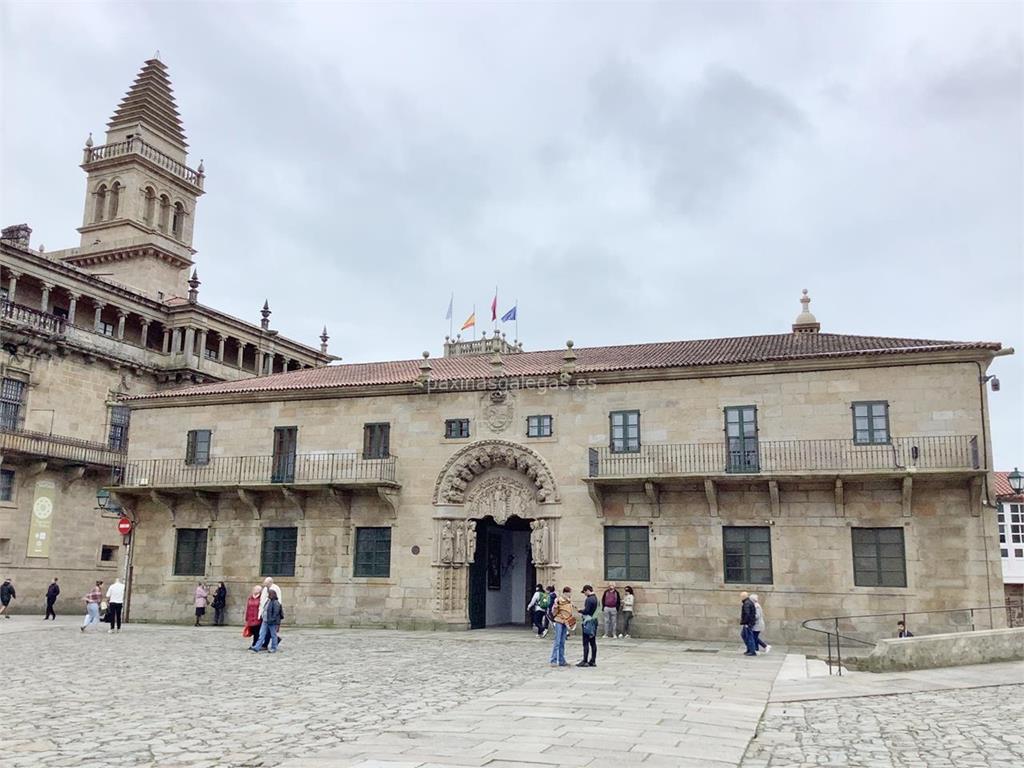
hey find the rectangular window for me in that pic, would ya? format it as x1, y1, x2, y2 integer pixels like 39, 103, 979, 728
723, 526, 773, 584
203, 348, 218, 360
173, 529, 208, 576
604, 526, 650, 581
97, 320, 114, 337
527, 415, 553, 438
852, 527, 907, 587
0, 469, 13, 501
100, 545, 118, 563
354, 526, 392, 577
1000, 503, 1024, 559
445, 418, 470, 439
271, 427, 297, 483
0, 378, 26, 430
852, 401, 890, 445
609, 410, 640, 453
725, 405, 759, 472
261, 527, 298, 577
107, 405, 130, 452
363, 423, 391, 459
185, 429, 212, 465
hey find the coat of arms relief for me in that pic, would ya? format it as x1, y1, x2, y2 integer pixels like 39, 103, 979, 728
481, 390, 514, 433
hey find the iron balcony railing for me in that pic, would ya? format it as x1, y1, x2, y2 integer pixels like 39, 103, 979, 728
0, 425, 127, 467
117, 452, 398, 488
1, 300, 66, 335
588, 435, 980, 478
84, 138, 204, 188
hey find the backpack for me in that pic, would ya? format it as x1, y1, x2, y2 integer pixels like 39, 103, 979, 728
538, 592, 552, 610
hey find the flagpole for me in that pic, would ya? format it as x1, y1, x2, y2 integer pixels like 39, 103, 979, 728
473, 304, 476, 341
494, 284, 498, 333
515, 296, 519, 344
449, 292, 453, 339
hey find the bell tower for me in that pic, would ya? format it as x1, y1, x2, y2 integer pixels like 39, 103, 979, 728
66, 54, 205, 299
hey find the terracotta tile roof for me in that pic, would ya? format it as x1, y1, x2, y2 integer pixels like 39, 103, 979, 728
130, 332, 1002, 401
995, 471, 1024, 501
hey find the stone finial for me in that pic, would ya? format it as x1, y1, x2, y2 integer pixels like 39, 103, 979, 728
260, 300, 271, 331
792, 289, 821, 334
187, 269, 200, 304
197, 159, 205, 175
154, 49, 161, 61
561, 339, 577, 378
417, 350, 433, 387
38, 244, 45, 253
85, 132, 94, 148
319, 325, 330, 354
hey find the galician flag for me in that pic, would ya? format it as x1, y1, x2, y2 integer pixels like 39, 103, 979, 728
501, 305, 517, 322
461, 312, 476, 330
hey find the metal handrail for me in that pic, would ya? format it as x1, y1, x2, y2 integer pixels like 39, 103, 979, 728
801, 601, 1023, 676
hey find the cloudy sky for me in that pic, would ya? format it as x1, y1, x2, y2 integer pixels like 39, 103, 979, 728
2, 1, 1022, 464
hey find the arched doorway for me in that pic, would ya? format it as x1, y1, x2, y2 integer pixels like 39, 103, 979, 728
468, 515, 536, 629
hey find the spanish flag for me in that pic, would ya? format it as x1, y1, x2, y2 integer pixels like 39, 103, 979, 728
461, 312, 476, 331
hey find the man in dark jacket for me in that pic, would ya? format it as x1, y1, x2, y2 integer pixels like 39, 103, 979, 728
577, 585, 600, 667
601, 584, 622, 638
45, 578, 60, 620
740, 591, 758, 656
0, 578, 15, 618
251, 592, 284, 653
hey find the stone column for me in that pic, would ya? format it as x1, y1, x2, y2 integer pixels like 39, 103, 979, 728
196, 329, 208, 369
162, 327, 171, 354
171, 327, 182, 355
115, 309, 127, 339
40, 283, 53, 312
216, 334, 226, 362
93, 301, 105, 330
183, 327, 196, 360
6, 272, 20, 303
236, 341, 245, 369
67, 293, 79, 324
140, 319, 151, 348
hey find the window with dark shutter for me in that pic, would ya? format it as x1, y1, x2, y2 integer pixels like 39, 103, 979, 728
173, 529, 208, 576
261, 527, 298, 576
445, 419, 470, 439
852, 527, 907, 587
363, 423, 390, 459
0, 378, 26, 430
185, 430, 212, 465
108, 405, 131, 452
354, 527, 392, 577
603, 526, 650, 581
723, 526, 773, 584
609, 411, 640, 453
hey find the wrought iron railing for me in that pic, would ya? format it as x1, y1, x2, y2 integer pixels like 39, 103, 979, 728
0, 425, 126, 467
1, 300, 66, 335
588, 435, 980, 477
801, 601, 1023, 675
117, 452, 397, 488
85, 138, 203, 188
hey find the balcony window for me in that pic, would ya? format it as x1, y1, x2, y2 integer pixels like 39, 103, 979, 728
174, 528, 208, 576
354, 527, 392, 577
609, 410, 640, 453
603, 526, 650, 581
527, 415, 553, 438
261, 527, 297, 577
0, 378, 26, 430
185, 429, 212, 465
203, 348, 218, 360
852, 401, 890, 445
445, 419, 470, 439
363, 423, 390, 459
0, 469, 13, 501
108, 406, 130, 452
723, 526, 773, 584
852, 527, 907, 587
271, 427, 297, 483
725, 405, 759, 473
97, 320, 114, 337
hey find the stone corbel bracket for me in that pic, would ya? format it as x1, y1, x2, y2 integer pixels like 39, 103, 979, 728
834, 478, 845, 517
149, 490, 177, 521
704, 478, 719, 517
377, 487, 399, 517
643, 481, 661, 518
768, 480, 781, 518
586, 482, 604, 518
902, 475, 913, 518
62, 465, 86, 491
237, 488, 262, 520
280, 487, 306, 519
193, 490, 219, 520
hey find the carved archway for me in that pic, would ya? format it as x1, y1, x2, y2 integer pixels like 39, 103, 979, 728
432, 439, 559, 505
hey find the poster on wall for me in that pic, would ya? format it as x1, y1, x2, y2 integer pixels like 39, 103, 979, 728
27, 479, 56, 558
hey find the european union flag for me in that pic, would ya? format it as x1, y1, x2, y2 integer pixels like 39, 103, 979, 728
501, 306, 517, 322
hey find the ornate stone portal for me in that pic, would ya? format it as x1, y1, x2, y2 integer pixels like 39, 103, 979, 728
432, 440, 560, 619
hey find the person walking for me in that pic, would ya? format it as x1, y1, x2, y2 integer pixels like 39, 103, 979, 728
251, 589, 284, 653
548, 586, 574, 667
543, 585, 557, 632
44, 577, 60, 620
601, 583, 621, 638
81, 580, 103, 632
0, 578, 15, 618
194, 581, 209, 626
740, 591, 758, 656
527, 583, 548, 637
750, 593, 770, 654
577, 584, 599, 667
244, 585, 263, 648
212, 582, 228, 626
621, 585, 635, 638
105, 577, 125, 633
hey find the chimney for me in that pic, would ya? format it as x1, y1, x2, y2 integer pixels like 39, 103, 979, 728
1, 224, 32, 249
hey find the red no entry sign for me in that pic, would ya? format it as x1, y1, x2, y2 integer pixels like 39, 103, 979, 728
117, 518, 133, 535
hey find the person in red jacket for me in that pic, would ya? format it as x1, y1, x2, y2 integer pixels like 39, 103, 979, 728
243, 585, 262, 648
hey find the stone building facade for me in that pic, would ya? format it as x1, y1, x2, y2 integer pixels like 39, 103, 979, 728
115, 298, 1011, 642
0, 57, 332, 614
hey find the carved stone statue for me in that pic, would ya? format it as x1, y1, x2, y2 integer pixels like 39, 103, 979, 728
465, 520, 477, 564
530, 519, 548, 565
439, 520, 454, 563
454, 520, 466, 564
466, 476, 533, 524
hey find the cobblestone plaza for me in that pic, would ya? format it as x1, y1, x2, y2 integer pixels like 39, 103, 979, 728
1, 619, 1020, 768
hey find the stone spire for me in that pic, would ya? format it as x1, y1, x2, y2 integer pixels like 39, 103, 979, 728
187, 269, 200, 303
260, 300, 271, 331
792, 289, 820, 334
319, 326, 330, 354
107, 57, 187, 148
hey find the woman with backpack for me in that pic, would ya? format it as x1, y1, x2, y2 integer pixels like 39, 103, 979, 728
527, 584, 549, 637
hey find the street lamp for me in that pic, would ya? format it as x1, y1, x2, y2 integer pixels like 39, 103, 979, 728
1009, 468, 1024, 495
96, 488, 111, 509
